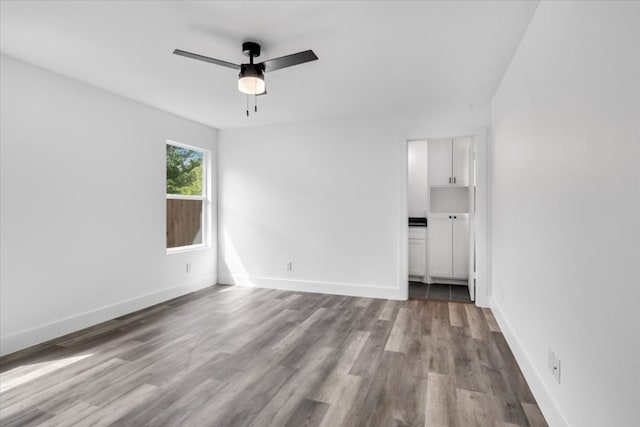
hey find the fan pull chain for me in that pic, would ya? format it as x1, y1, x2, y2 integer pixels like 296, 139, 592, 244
253, 79, 258, 113
246, 95, 249, 117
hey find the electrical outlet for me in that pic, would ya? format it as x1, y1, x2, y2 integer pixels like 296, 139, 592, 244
186, 263, 191, 273
553, 356, 561, 383
548, 349, 561, 383
286, 261, 292, 272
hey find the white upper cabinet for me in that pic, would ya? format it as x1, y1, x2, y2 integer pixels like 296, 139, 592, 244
428, 137, 472, 187
452, 137, 471, 186
428, 139, 453, 186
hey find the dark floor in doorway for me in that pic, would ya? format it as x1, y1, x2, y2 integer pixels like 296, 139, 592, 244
409, 281, 472, 303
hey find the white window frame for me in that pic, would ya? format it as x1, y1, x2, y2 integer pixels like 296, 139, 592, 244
166, 140, 210, 253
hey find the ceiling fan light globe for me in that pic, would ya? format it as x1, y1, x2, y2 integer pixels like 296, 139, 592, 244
238, 76, 266, 95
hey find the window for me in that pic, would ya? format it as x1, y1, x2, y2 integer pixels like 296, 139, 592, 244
166, 141, 208, 251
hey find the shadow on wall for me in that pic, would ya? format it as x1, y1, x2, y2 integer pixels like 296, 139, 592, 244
222, 231, 254, 287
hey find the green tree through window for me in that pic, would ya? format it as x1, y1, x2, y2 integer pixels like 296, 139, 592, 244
166, 145, 203, 195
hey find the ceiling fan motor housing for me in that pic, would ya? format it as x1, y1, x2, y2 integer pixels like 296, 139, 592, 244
239, 63, 264, 80
238, 62, 266, 95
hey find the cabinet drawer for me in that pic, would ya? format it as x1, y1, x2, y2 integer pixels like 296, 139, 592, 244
408, 227, 427, 240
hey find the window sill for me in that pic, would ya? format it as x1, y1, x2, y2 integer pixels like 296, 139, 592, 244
166, 244, 210, 254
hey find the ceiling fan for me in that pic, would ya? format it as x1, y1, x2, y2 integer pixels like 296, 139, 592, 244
174, 42, 318, 115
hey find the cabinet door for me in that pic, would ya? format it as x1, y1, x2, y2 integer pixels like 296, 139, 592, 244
452, 217, 470, 279
452, 137, 471, 186
428, 139, 452, 186
408, 239, 427, 277
428, 217, 453, 278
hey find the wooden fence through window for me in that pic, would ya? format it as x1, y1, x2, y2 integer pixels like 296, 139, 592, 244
166, 199, 203, 248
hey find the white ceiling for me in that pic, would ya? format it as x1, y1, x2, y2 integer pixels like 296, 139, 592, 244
0, 1, 538, 129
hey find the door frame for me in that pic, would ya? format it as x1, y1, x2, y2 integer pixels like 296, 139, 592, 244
398, 126, 489, 307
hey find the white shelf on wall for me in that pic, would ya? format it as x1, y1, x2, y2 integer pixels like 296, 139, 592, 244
430, 186, 470, 214
429, 184, 469, 189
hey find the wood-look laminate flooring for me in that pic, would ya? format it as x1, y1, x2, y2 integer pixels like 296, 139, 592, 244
0, 285, 548, 427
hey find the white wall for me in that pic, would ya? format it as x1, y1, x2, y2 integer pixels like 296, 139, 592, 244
408, 140, 428, 218
491, 2, 640, 426
0, 55, 218, 355
218, 106, 489, 300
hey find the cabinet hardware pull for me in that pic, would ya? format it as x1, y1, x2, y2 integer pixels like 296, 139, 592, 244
449, 177, 452, 184
454, 177, 456, 184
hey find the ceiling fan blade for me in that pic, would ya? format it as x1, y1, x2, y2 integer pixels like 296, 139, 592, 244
260, 50, 318, 72
173, 49, 240, 70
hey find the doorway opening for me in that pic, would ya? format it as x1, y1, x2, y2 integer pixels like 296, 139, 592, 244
406, 135, 479, 303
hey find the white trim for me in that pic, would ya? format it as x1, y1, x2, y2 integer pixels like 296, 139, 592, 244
165, 140, 211, 252
165, 140, 210, 199
474, 128, 490, 307
0, 280, 215, 356
166, 138, 208, 152
491, 297, 569, 427
166, 243, 208, 254
397, 134, 409, 300
399, 126, 490, 307
219, 275, 404, 301
166, 194, 206, 201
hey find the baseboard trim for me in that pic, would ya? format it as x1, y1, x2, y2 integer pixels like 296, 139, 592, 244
490, 297, 569, 427
218, 275, 405, 300
0, 279, 214, 356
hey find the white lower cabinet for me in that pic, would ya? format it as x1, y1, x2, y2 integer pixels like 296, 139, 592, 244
452, 217, 469, 279
427, 217, 453, 277
428, 214, 469, 279
408, 240, 426, 276
408, 227, 427, 277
